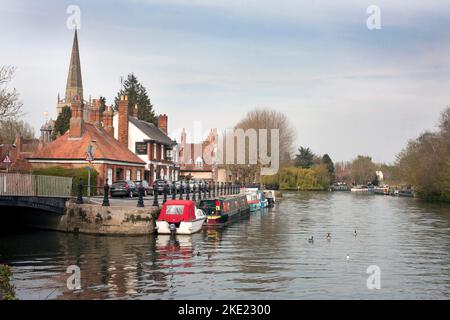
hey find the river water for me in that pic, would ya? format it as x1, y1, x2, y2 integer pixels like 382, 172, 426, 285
1, 192, 449, 300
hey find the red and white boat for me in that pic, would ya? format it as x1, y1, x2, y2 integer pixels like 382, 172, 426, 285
156, 200, 206, 235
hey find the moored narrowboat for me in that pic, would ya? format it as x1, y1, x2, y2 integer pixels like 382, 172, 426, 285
199, 194, 250, 226
263, 190, 276, 207
244, 188, 266, 211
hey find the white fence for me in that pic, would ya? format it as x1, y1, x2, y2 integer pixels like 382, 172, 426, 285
0, 173, 72, 197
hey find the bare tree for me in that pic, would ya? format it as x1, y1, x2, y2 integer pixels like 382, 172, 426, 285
0, 119, 35, 144
225, 108, 296, 183
0, 66, 23, 121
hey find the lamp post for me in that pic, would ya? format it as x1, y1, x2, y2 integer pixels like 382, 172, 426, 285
102, 179, 110, 207
85, 140, 96, 203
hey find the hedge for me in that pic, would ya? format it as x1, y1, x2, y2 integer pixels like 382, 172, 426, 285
32, 166, 99, 196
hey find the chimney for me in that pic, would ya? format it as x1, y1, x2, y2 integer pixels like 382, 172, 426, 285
103, 105, 114, 137
89, 99, 102, 127
14, 134, 23, 154
69, 96, 84, 138
158, 114, 168, 135
118, 95, 129, 146
132, 104, 139, 118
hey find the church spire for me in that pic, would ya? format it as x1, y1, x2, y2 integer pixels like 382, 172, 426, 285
65, 29, 83, 104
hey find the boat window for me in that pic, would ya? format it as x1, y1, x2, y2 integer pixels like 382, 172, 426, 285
165, 205, 185, 215
200, 200, 217, 209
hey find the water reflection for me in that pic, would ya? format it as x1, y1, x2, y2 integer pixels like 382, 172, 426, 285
0, 192, 449, 299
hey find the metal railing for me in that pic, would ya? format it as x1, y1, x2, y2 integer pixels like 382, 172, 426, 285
0, 173, 72, 197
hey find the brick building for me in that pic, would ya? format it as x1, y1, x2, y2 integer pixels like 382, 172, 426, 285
113, 103, 179, 183
0, 136, 40, 172
178, 128, 222, 181
28, 30, 146, 186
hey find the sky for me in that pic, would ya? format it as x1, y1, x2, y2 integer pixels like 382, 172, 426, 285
1, 0, 450, 163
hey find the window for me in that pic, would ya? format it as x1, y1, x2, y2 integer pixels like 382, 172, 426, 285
195, 156, 203, 168
136, 170, 141, 181
107, 168, 113, 185
153, 144, 157, 160
161, 145, 165, 160
166, 149, 173, 161
166, 205, 185, 215
116, 168, 123, 181
126, 169, 131, 181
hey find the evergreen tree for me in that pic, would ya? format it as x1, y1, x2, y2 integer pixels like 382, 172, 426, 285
114, 73, 157, 125
99, 96, 106, 114
52, 106, 71, 140
321, 154, 335, 180
295, 147, 315, 168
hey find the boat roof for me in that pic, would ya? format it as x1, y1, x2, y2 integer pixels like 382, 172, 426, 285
163, 200, 196, 206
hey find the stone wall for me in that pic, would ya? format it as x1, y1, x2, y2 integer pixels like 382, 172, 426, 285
61, 201, 157, 235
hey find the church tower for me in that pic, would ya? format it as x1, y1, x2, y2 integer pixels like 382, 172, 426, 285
57, 30, 85, 118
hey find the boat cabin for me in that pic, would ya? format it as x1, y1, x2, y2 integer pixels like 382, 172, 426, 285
158, 200, 200, 224
199, 195, 248, 216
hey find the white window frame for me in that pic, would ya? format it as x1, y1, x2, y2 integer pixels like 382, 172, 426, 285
107, 168, 113, 185
126, 169, 131, 181
136, 170, 141, 181
195, 156, 203, 168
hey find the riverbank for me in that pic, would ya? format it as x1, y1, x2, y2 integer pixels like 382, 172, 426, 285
0, 264, 15, 300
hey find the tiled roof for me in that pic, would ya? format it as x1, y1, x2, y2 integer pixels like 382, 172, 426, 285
31, 123, 145, 165
129, 117, 175, 146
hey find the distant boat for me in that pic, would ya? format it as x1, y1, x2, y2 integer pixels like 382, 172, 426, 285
397, 189, 414, 198
351, 185, 370, 192
374, 185, 390, 195
330, 182, 351, 191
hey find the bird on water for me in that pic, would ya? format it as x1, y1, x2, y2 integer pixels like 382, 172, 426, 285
326, 233, 331, 241
308, 236, 314, 243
